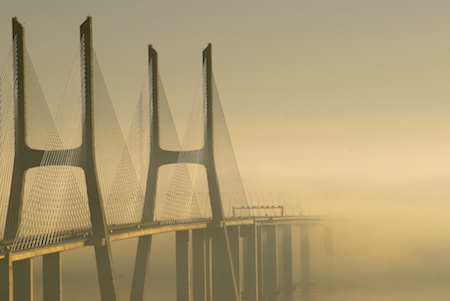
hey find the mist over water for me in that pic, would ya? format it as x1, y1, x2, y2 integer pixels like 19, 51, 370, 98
287, 287, 450, 301
28, 198, 450, 301
285, 198, 450, 301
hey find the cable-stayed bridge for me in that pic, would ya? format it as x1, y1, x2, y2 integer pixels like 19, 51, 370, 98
0, 17, 332, 301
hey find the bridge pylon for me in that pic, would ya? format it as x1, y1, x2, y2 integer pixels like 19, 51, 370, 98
130, 44, 171, 301
129, 44, 240, 301
202, 44, 240, 301
79, 16, 119, 301
0, 17, 44, 301
0, 17, 120, 301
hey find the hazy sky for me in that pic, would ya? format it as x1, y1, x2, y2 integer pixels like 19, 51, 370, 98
2, 1, 450, 213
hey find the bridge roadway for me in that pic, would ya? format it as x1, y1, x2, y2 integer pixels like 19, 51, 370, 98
0, 216, 326, 262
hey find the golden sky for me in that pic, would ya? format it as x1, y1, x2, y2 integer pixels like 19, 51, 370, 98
2, 1, 450, 213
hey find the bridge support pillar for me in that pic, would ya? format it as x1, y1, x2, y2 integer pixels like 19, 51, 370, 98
300, 224, 312, 290
176, 230, 191, 301
262, 225, 277, 300
228, 226, 241, 297
281, 224, 293, 297
206, 231, 213, 301
43, 253, 62, 301
324, 226, 333, 286
242, 225, 258, 301
210, 226, 239, 301
192, 229, 209, 301
257, 226, 264, 298
14, 258, 34, 301
0, 252, 13, 301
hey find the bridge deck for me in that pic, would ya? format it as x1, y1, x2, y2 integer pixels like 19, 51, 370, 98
0, 216, 326, 262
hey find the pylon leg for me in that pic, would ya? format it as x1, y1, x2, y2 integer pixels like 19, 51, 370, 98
210, 226, 239, 301
93, 243, 119, 301
130, 236, 152, 301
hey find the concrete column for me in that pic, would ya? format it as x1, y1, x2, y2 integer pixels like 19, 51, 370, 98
43, 253, 62, 301
176, 230, 191, 301
205, 232, 213, 301
0, 252, 13, 301
281, 224, 293, 297
262, 225, 277, 301
300, 224, 312, 290
228, 226, 241, 297
257, 226, 264, 298
192, 229, 207, 301
242, 225, 258, 301
14, 258, 34, 301
324, 226, 333, 286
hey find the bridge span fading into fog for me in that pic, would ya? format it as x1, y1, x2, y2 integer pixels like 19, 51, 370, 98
0, 17, 332, 301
